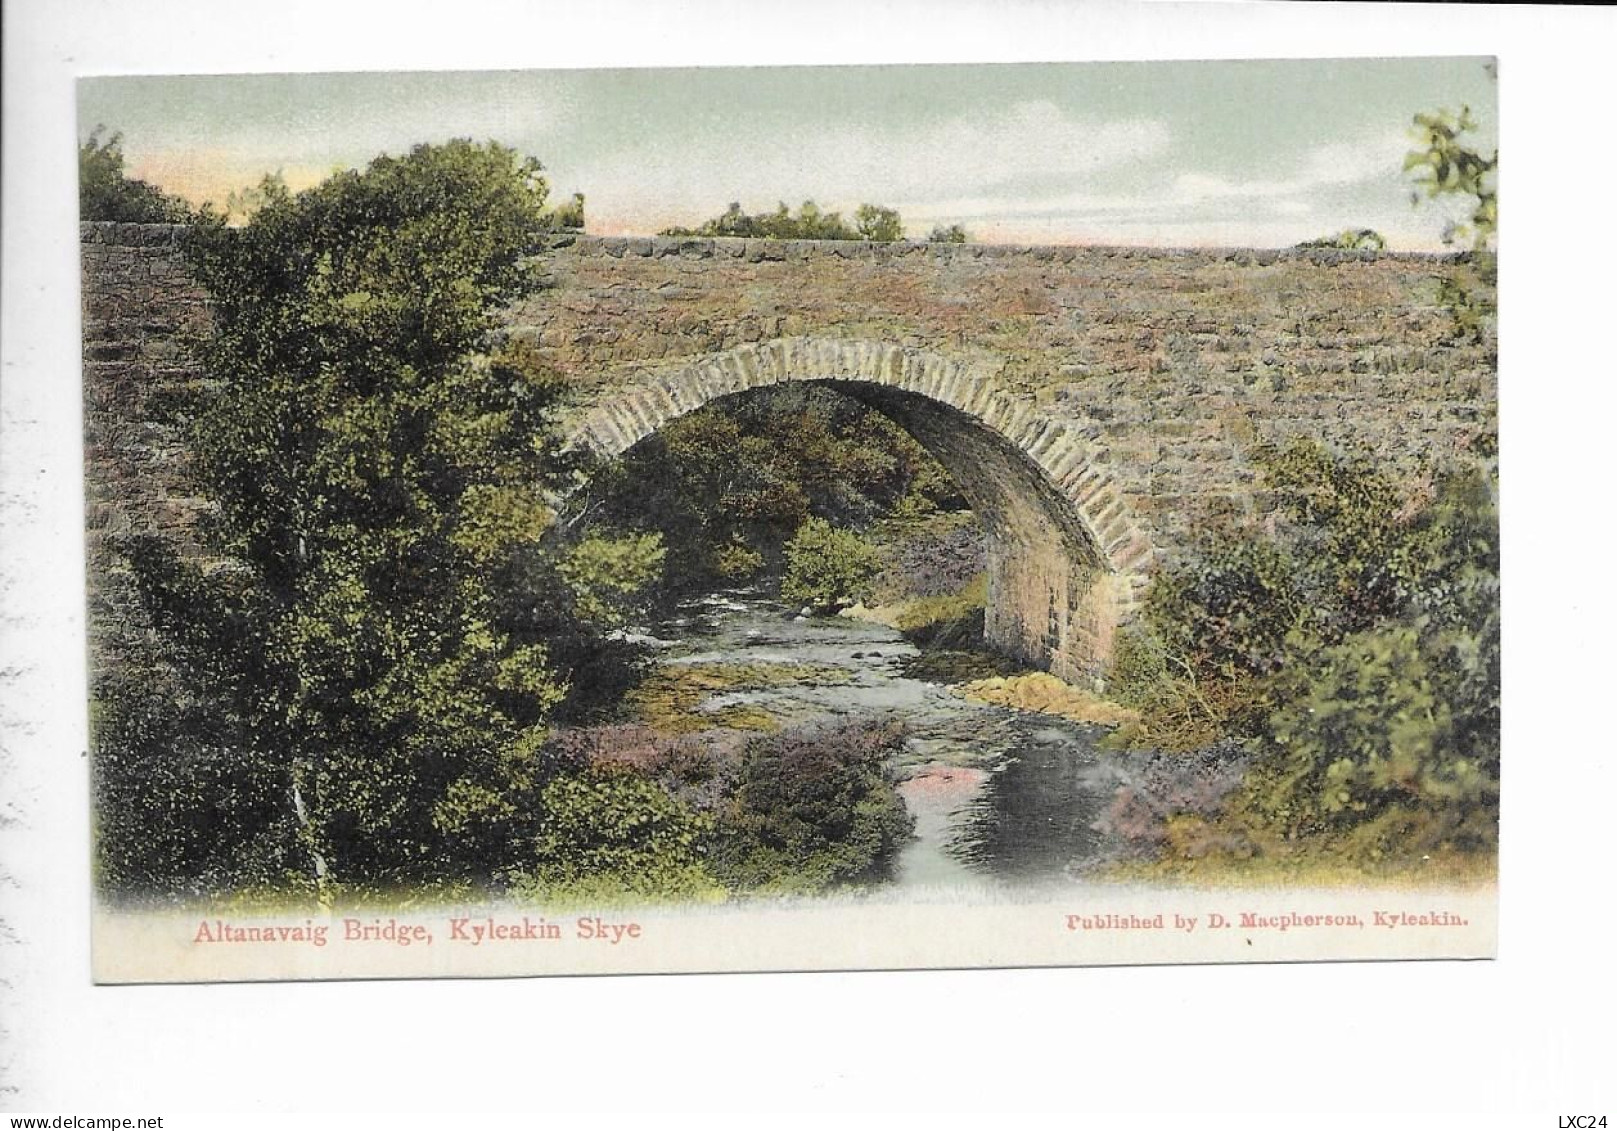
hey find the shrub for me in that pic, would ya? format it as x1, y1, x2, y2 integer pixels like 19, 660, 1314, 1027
714, 537, 766, 581
1107, 439, 1498, 867
509, 764, 723, 903
710, 721, 915, 893
780, 518, 885, 612
592, 383, 966, 599
1087, 742, 1253, 867
556, 532, 667, 628
1248, 626, 1495, 854
1296, 229, 1386, 251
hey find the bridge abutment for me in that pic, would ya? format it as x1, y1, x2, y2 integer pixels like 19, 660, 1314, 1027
984, 534, 1124, 687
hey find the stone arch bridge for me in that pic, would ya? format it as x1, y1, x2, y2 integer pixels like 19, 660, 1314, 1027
82, 225, 1496, 685
562, 337, 1151, 684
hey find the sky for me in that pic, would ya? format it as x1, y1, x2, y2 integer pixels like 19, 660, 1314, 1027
78, 57, 1496, 250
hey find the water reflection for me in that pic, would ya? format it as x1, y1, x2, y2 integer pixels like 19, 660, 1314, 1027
948, 726, 1115, 884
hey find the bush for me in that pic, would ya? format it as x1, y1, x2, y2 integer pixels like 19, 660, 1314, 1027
781, 518, 885, 612
710, 721, 915, 893
1248, 626, 1496, 854
507, 764, 724, 904
1108, 439, 1498, 866
521, 720, 915, 899
592, 383, 966, 599
1108, 534, 1302, 749
1088, 742, 1253, 868
1295, 229, 1385, 251
556, 532, 667, 628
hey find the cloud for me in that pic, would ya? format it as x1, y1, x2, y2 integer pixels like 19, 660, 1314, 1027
572, 100, 1171, 231
888, 129, 1438, 246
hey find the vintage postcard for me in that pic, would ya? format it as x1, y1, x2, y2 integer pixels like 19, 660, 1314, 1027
79, 58, 1498, 982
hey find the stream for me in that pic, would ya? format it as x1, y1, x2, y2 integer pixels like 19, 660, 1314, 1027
643, 591, 1133, 895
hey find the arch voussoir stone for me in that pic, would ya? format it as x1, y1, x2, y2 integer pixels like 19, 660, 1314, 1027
565, 337, 1155, 683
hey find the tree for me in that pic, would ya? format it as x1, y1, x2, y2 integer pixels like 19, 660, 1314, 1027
855, 204, 904, 242
1406, 106, 1497, 252
781, 517, 885, 612
223, 173, 290, 224
551, 192, 586, 231
96, 141, 653, 900
79, 127, 194, 223
927, 223, 970, 244
662, 200, 907, 241
588, 383, 964, 596
1406, 104, 1497, 345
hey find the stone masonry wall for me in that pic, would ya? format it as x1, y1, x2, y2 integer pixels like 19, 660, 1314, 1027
81, 224, 1496, 680
81, 223, 213, 679
511, 234, 1494, 562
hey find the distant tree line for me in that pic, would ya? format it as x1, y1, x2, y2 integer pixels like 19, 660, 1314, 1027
662, 200, 969, 243
1295, 229, 1386, 252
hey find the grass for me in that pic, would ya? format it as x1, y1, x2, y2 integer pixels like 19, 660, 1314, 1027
953, 671, 1141, 728
626, 660, 853, 734
1098, 846, 1497, 890
886, 575, 987, 636
849, 574, 989, 644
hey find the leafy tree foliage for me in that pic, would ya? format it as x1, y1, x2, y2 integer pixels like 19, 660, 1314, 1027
663, 201, 974, 245
781, 518, 886, 613
222, 173, 291, 224
551, 192, 586, 231
662, 199, 899, 240
511, 719, 916, 899
94, 141, 656, 900
556, 533, 667, 627
1406, 106, 1497, 252
854, 204, 904, 242
1407, 104, 1497, 344
587, 384, 964, 595
79, 128, 195, 223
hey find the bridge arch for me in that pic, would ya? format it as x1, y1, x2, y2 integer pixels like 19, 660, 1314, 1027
563, 337, 1155, 685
